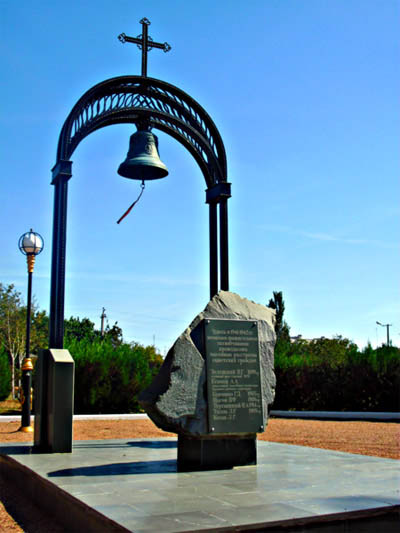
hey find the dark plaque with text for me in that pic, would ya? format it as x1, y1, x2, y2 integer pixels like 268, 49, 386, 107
204, 319, 264, 434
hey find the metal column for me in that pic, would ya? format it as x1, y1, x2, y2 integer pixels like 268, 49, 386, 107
209, 202, 219, 299
49, 161, 72, 348
206, 182, 231, 297
219, 198, 229, 291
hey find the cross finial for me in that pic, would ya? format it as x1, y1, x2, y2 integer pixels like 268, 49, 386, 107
118, 18, 171, 77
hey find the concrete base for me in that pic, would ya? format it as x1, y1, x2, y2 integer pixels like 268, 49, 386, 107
34, 348, 74, 453
1, 439, 399, 532
178, 435, 256, 471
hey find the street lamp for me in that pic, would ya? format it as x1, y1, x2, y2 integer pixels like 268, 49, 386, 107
18, 229, 44, 432
376, 321, 392, 347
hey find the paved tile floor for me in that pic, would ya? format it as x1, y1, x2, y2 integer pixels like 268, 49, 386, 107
1, 439, 399, 532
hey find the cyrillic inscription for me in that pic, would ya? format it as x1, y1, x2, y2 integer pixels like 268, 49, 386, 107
205, 319, 263, 434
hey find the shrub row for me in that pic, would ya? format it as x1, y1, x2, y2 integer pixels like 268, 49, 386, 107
0, 349, 11, 401
273, 341, 400, 412
3, 335, 399, 413
64, 337, 163, 414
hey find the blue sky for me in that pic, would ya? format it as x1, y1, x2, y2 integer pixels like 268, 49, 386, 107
1, 0, 399, 352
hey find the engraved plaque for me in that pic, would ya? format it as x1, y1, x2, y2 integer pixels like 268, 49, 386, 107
204, 319, 264, 434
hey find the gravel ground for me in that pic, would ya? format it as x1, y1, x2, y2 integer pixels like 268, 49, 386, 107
1, 418, 399, 532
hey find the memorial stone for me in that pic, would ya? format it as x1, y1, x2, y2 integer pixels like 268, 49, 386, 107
139, 290, 276, 470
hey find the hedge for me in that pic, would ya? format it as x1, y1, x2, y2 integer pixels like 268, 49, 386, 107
0, 349, 11, 401
273, 342, 400, 412
64, 337, 163, 414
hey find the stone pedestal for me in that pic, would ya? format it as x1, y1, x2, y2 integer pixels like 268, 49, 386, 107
178, 435, 256, 472
34, 348, 74, 453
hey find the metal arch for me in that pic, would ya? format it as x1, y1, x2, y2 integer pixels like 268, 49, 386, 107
40, 60, 232, 453
55, 75, 227, 187
49, 75, 231, 351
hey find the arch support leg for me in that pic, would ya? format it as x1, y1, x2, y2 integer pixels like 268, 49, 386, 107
209, 203, 218, 299
206, 182, 231, 298
35, 160, 73, 452
219, 198, 229, 292
49, 161, 72, 348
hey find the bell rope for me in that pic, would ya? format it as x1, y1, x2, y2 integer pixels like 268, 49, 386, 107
117, 180, 145, 224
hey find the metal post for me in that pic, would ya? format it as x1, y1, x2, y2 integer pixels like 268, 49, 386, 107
20, 263, 34, 432
219, 198, 229, 291
20, 358, 33, 431
25, 270, 33, 359
209, 203, 218, 299
18, 230, 43, 434
376, 321, 392, 347
49, 163, 72, 348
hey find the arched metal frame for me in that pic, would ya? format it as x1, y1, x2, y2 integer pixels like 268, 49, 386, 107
49, 75, 231, 348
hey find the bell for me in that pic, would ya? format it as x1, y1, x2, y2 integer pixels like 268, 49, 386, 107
118, 129, 168, 180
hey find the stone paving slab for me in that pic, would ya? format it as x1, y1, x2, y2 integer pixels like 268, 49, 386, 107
1, 439, 399, 532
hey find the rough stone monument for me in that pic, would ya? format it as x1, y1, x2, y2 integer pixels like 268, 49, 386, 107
139, 291, 276, 471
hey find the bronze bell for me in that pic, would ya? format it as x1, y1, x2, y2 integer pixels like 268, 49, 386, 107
118, 129, 168, 180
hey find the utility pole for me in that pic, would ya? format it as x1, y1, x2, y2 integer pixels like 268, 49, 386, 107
100, 307, 107, 337
376, 321, 392, 346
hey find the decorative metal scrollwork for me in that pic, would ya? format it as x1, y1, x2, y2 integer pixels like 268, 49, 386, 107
56, 76, 227, 187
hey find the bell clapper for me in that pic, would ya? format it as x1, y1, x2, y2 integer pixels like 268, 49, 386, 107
117, 180, 145, 224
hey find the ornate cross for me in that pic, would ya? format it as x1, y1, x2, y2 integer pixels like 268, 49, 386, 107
118, 18, 171, 77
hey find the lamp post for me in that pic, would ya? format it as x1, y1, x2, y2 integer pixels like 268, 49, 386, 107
18, 229, 44, 432
376, 321, 392, 347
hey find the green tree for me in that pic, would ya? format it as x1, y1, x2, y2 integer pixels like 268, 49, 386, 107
64, 316, 124, 347
267, 290, 290, 341
0, 283, 49, 397
0, 283, 26, 397
307, 336, 358, 368
103, 321, 123, 347
30, 308, 49, 354
64, 316, 99, 342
